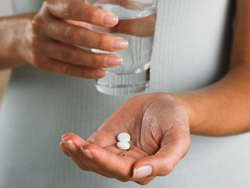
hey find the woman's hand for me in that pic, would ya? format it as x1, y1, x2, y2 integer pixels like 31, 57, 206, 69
60, 93, 191, 185
1, 0, 156, 71
22, 0, 129, 78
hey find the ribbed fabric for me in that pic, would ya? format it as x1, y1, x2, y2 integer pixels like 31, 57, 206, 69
1, 0, 250, 187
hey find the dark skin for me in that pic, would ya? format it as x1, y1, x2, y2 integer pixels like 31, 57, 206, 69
1, 0, 250, 185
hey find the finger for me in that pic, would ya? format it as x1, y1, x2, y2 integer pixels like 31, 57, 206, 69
132, 136, 191, 179
62, 134, 90, 171
100, 0, 148, 10
62, 133, 89, 146
62, 133, 114, 178
116, 14, 156, 37
33, 55, 106, 79
60, 141, 70, 157
87, 10, 156, 37
80, 144, 134, 178
34, 2, 127, 51
63, 19, 88, 28
87, 129, 117, 148
40, 15, 128, 51
134, 177, 155, 186
46, 1, 118, 26
39, 39, 122, 68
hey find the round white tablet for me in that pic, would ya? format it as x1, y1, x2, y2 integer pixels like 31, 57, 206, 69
117, 142, 130, 150
117, 132, 131, 142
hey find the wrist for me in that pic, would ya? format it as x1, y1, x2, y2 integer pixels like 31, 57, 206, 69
0, 13, 35, 68
12, 13, 36, 64
147, 92, 200, 134
170, 92, 205, 135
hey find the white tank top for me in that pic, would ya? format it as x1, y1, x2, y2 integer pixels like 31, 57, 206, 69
1, 0, 249, 187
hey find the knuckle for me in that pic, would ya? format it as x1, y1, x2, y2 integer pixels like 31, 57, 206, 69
95, 35, 103, 49
62, 48, 76, 63
136, 181, 150, 186
135, 177, 154, 185
61, 64, 74, 76
63, 1, 77, 18
90, 55, 102, 67
32, 54, 42, 68
85, 9, 96, 22
62, 26, 77, 43
79, 166, 85, 170
78, 164, 88, 171
116, 178, 129, 183
80, 69, 91, 79
160, 164, 174, 176
31, 16, 45, 33
95, 33, 110, 50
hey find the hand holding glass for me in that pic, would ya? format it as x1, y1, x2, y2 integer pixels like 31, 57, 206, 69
86, 0, 158, 96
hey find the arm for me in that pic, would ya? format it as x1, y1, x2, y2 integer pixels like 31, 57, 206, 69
0, 14, 33, 69
0, 1, 128, 78
60, 0, 250, 185
177, 0, 250, 136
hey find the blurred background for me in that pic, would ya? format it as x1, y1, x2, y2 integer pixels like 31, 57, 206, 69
0, 0, 13, 105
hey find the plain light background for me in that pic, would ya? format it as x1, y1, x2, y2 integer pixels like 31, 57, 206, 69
0, 0, 12, 16
0, 0, 13, 105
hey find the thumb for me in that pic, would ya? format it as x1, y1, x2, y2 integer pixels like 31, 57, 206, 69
116, 13, 156, 37
132, 136, 190, 179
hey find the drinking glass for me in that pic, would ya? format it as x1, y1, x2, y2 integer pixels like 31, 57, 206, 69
86, 0, 158, 96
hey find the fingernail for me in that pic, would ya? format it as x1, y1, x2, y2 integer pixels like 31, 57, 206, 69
81, 147, 94, 159
60, 141, 65, 146
133, 165, 152, 179
102, 13, 118, 26
112, 38, 128, 50
105, 55, 122, 67
93, 69, 106, 78
62, 134, 67, 141
63, 140, 77, 151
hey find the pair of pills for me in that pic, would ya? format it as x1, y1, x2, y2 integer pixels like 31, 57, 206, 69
117, 132, 131, 150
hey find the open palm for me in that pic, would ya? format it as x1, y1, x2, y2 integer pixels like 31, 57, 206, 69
60, 93, 191, 185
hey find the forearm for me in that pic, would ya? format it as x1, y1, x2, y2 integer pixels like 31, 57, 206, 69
0, 13, 35, 69
176, 66, 250, 136
175, 0, 250, 136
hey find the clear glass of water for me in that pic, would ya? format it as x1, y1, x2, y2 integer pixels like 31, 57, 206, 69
86, 0, 158, 96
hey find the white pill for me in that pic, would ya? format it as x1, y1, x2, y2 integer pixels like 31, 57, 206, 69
117, 132, 130, 142
117, 142, 130, 150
